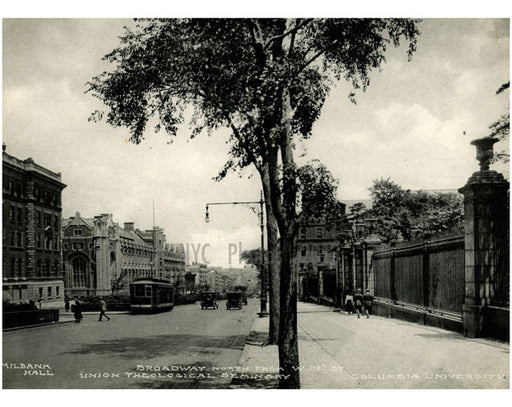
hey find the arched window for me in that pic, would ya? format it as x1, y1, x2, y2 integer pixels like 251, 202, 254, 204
72, 257, 87, 287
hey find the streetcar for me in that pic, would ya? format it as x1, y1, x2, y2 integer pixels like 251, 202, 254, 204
129, 278, 174, 313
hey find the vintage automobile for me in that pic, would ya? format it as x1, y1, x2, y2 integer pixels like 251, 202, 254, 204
234, 285, 248, 305
226, 292, 243, 310
200, 291, 218, 310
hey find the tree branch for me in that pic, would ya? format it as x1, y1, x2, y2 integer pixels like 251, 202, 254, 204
263, 18, 314, 51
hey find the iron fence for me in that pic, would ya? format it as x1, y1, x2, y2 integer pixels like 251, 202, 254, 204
373, 235, 465, 314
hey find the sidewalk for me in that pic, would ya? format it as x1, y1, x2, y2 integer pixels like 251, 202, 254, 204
235, 302, 509, 389
3, 309, 130, 332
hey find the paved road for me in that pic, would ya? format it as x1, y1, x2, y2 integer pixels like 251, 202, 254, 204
3, 300, 258, 389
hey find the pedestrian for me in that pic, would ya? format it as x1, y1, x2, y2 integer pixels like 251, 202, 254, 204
344, 292, 354, 314
363, 289, 373, 318
73, 297, 83, 323
354, 288, 364, 318
38, 296, 43, 309
64, 296, 70, 312
98, 297, 110, 321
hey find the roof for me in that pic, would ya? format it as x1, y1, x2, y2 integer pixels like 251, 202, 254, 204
62, 212, 94, 229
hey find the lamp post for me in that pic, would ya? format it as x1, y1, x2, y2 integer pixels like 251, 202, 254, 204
204, 191, 268, 317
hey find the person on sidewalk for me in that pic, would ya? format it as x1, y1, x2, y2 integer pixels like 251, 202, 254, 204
344, 292, 354, 314
363, 289, 373, 318
354, 288, 364, 318
65, 296, 70, 312
73, 297, 83, 323
98, 297, 111, 321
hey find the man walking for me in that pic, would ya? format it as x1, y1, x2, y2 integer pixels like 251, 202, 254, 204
363, 289, 373, 318
98, 297, 111, 321
354, 288, 364, 318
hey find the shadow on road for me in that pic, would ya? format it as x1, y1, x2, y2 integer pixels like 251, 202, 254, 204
63, 333, 247, 359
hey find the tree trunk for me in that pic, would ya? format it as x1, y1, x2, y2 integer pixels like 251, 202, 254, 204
278, 231, 299, 388
263, 171, 279, 344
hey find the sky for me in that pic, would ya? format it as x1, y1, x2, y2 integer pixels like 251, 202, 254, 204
2, 15, 510, 268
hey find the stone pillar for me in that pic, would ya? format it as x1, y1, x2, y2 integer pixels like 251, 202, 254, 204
458, 137, 509, 338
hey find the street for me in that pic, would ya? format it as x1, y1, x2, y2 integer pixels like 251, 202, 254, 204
2, 300, 258, 389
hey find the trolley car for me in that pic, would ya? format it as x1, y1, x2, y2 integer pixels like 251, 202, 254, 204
129, 278, 174, 313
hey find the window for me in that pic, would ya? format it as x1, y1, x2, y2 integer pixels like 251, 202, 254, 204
39, 287, 43, 298
53, 215, 59, 229
36, 260, 42, 277
74, 229, 82, 236
10, 258, 16, 276
9, 206, 15, 223
48, 286, 52, 298
17, 207, 22, 224
36, 211, 42, 227
45, 260, 51, 276
135, 285, 145, 297
300, 227, 307, 239
145, 286, 153, 297
45, 214, 52, 227
300, 247, 307, 257
10, 231, 16, 247
17, 232, 22, 247
72, 257, 87, 287
316, 227, 323, 239
36, 233, 42, 249
63, 243, 68, 251
56, 286, 60, 297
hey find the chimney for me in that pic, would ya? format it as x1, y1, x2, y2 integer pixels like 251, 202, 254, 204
124, 222, 134, 232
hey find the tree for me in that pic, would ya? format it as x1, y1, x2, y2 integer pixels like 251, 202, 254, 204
367, 178, 463, 241
489, 82, 509, 164
88, 18, 420, 388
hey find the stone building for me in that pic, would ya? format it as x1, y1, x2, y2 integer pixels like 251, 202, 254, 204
293, 218, 344, 303
62, 214, 184, 297
2, 144, 66, 305
137, 226, 185, 288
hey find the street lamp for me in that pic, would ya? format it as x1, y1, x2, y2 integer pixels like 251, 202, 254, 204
204, 191, 268, 317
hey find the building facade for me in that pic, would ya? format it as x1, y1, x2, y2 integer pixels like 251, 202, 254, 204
2, 144, 66, 305
62, 214, 184, 297
137, 226, 185, 288
293, 220, 342, 302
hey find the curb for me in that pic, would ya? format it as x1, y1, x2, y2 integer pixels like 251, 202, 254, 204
3, 319, 75, 332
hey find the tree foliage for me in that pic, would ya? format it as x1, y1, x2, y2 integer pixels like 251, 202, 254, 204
489, 82, 509, 164
363, 178, 463, 242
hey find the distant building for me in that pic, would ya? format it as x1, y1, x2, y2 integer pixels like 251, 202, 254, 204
2, 144, 66, 305
137, 226, 185, 289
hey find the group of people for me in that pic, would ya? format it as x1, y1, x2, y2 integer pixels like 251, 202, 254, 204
344, 288, 373, 318
64, 296, 110, 323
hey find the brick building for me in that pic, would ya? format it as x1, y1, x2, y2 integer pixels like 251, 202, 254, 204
2, 144, 66, 305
